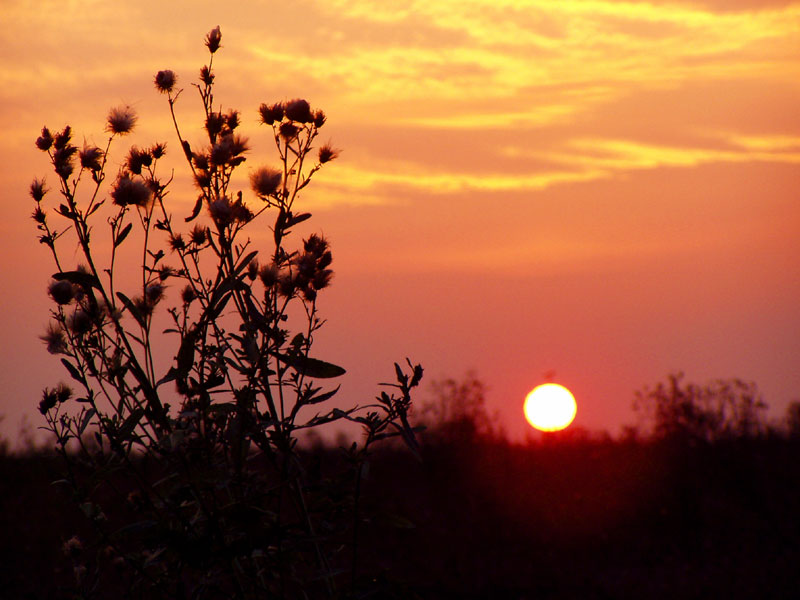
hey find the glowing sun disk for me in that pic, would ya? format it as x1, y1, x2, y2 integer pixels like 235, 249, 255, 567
524, 383, 577, 432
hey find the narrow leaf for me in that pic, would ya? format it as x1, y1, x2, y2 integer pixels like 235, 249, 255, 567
114, 223, 132, 248
185, 195, 203, 222
53, 270, 101, 290
61, 359, 85, 384
79, 408, 96, 435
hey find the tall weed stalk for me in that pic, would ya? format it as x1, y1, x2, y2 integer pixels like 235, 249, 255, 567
31, 27, 422, 599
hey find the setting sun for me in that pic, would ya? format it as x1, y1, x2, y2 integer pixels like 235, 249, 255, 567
524, 384, 577, 432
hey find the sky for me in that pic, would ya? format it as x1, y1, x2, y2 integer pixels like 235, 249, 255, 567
1, 0, 799, 444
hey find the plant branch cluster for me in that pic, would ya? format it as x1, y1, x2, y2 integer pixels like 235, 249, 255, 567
31, 27, 421, 600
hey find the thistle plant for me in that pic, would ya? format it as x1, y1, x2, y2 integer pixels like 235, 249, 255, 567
32, 27, 421, 599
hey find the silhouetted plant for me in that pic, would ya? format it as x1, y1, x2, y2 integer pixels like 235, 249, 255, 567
31, 27, 421, 599
785, 401, 800, 439
634, 372, 767, 443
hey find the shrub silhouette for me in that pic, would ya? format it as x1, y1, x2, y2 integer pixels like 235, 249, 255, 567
634, 372, 767, 443
421, 371, 499, 442
31, 27, 422, 599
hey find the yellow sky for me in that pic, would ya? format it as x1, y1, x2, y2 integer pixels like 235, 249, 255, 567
1, 0, 799, 441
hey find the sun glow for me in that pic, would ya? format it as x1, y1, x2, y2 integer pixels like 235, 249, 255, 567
524, 384, 577, 432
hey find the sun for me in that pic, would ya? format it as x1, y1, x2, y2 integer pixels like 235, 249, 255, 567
524, 383, 577, 432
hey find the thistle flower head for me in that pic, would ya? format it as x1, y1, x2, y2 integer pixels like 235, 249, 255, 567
36, 127, 53, 151
168, 233, 185, 251
127, 146, 152, 175
31, 206, 46, 224
259, 264, 279, 287
318, 143, 340, 164
55, 382, 73, 404
313, 110, 326, 128
79, 145, 104, 171
304, 233, 329, 256
208, 196, 234, 227
279, 122, 299, 141
145, 282, 164, 305
285, 98, 312, 124
150, 142, 166, 159
48, 280, 75, 305
67, 309, 93, 336
258, 102, 284, 125
205, 26, 222, 53
189, 225, 208, 245
231, 195, 253, 224
180, 285, 196, 305
200, 65, 214, 85
38, 388, 59, 415
250, 166, 282, 197
226, 110, 240, 130
29, 178, 48, 202
154, 69, 177, 94
41, 322, 67, 355
111, 173, 152, 208
53, 146, 78, 180
205, 112, 225, 137
107, 105, 137, 135
53, 126, 72, 150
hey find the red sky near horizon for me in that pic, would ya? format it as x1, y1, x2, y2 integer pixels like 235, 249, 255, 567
1, 0, 799, 443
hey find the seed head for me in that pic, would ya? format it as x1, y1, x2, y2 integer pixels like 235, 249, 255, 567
154, 69, 177, 94
205, 26, 222, 53
145, 283, 164, 305
200, 65, 214, 85
55, 382, 73, 404
192, 153, 209, 171
53, 146, 77, 180
312, 268, 333, 290
208, 196, 234, 227
41, 323, 67, 355
180, 285, 196, 304
318, 143, 340, 164
31, 206, 47, 224
226, 110, 240, 130
279, 122, 299, 141
258, 102, 284, 125
250, 166, 282, 197
36, 127, 54, 151
151, 143, 167, 159
48, 280, 75, 305
107, 106, 137, 135
285, 98, 312, 124
30, 178, 48, 202
68, 309, 93, 336
205, 112, 225, 137
111, 173, 152, 208
189, 225, 208, 245
39, 388, 59, 415
53, 126, 72, 150
168, 233, 185, 251
79, 145, 104, 171
258, 264, 279, 287
231, 196, 253, 224
127, 146, 153, 175
313, 110, 326, 128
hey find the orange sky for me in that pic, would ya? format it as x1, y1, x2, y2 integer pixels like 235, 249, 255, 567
1, 0, 799, 442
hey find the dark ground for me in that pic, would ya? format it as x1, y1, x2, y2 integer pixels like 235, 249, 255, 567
2, 432, 799, 599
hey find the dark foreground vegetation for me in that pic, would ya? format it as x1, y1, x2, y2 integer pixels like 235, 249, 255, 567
3, 429, 799, 599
